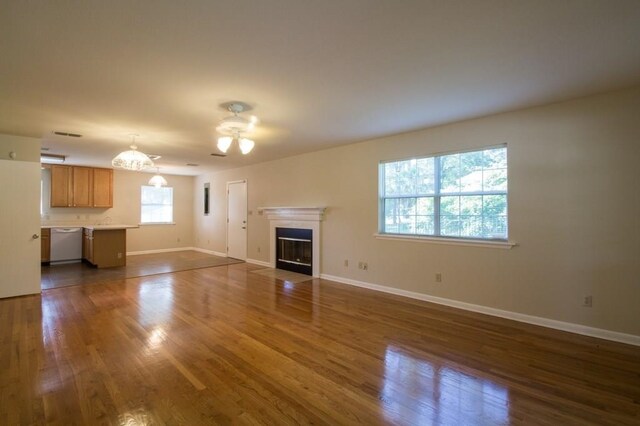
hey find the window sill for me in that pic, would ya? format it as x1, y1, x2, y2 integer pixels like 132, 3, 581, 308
139, 222, 176, 226
373, 233, 517, 249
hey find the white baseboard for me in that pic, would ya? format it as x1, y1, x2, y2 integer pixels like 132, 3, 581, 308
320, 273, 640, 347
246, 258, 271, 267
192, 247, 227, 257
127, 247, 199, 256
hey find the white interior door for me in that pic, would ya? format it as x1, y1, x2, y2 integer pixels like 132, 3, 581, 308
227, 180, 247, 260
0, 159, 41, 298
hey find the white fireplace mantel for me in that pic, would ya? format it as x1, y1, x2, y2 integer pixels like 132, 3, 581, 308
258, 206, 326, 222
260, 207, 326, 277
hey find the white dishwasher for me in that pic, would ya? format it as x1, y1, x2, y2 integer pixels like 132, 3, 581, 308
50, 227, 83, 263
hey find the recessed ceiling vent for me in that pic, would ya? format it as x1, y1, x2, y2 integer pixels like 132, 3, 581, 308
186, 163, 199, 167
210, 153, 227, 157
53, 131, 82, 137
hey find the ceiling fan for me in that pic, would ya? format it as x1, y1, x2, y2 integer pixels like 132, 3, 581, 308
216, 102, 259, 155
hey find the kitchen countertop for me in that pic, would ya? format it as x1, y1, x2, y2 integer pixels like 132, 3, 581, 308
82, 225, 139, 230
42, 225, 139, 230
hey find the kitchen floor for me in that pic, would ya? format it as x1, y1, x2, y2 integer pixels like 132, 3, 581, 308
41, 250, 243, 289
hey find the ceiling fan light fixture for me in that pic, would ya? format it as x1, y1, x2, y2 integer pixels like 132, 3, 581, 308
215, 102, 259, 154
239, 138, 255, 155
217, 136, 233, 153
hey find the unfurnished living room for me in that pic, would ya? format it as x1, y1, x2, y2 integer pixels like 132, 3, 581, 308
1, 1, 639, 425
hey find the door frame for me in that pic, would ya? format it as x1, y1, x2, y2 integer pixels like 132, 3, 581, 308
226, 179, 247, 260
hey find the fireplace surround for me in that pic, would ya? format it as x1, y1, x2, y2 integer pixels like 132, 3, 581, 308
259, 207, 326, 277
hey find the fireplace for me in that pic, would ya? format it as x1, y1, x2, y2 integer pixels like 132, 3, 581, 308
259, 207, 326, 278
276, 227, 312, 275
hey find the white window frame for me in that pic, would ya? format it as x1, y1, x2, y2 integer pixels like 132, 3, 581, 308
378, 145, 512, 247
140, 185, 174, 225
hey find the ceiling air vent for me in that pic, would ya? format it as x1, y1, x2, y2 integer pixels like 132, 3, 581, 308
210, 153, 227, 157
186, 163, 199, 167
53, 131, 82, 137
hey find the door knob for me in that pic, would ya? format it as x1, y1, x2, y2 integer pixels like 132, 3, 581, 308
32, 234, 40, 239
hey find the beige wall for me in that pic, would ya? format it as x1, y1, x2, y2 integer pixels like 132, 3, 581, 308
42, 169, 195, 252
0, 133, 40, 162
194, 87, 640, 337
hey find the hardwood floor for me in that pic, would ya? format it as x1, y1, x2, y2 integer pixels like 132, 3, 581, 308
41, 250, 242, 290
2, 262, 639, 425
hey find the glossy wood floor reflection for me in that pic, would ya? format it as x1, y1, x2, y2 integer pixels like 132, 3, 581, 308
41, 250, 242, 289
2, 263, 639, 425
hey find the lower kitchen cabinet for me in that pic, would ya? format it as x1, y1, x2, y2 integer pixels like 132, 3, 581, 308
83, 228, 126, 268
41, 228, 50, 263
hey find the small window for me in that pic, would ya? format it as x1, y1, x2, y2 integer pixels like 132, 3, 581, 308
379, 145, 507, 240
141, 186, 173, 224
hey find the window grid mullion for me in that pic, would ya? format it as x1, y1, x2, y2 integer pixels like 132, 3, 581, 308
434, 156, 441, 236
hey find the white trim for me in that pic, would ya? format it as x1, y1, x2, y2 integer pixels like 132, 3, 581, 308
319, 273, 640, 347
246, 258, 271, 267
374, 233, 516, 249
127, 247, 198, 256
192, 247, 227, 257
127, 247, 227, 257
138, 222, 176, 226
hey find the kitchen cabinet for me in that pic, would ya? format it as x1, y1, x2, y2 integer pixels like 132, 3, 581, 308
83, 228, 125, 268
72, 167, 93, 207
50, 165, 72, 207
50, 165, 113, 208
92, 168, 113, 208
41, 228, 50, 263
82, 228, 92, 263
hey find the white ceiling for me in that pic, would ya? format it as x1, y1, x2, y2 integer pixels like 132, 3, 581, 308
1, 1, 640, 176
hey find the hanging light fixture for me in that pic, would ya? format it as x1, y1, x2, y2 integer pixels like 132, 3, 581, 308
112, 134, 154, 171
148, 167, 168, 187
216, 102, 258, 155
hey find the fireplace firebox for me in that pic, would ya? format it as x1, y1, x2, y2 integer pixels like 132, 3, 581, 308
276, 227, 312, 275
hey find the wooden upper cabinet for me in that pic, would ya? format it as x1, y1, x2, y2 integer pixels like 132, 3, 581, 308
72, 167, 93, 207
50, 165, 72, 207
50, 165, 113, 208
92, 168, 113, 208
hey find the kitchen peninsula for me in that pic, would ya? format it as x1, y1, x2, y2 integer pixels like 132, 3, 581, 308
42, 225, 137, 268
82, 225, 137, 268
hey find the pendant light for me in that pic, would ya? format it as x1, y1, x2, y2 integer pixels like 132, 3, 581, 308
148, 167, 168, 187
112, 134, 154, 171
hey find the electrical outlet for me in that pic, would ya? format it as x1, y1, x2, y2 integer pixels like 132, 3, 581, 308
117, 253, 122, 259
344, 259, 348, 267
358, 261, 363, 269
362, 262, 368, 271
435, 273, 442, 283
177, 237, 181, 242
582, 295, 593, 307
257, 246, 261, 253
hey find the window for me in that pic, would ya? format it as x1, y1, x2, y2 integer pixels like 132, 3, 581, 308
379, 145, 507, 240
141, 185, 173, 224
